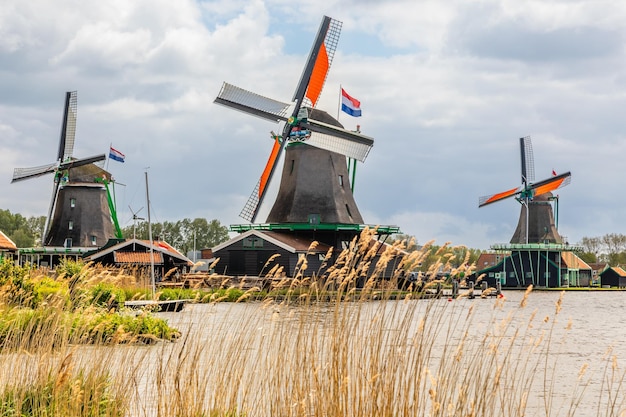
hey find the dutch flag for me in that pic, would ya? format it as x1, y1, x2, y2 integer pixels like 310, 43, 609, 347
109, 146, 125, 163
341, 88, 362, 117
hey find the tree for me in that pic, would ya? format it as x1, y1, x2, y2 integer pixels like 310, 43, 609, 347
121, 217, 230, 254
0, 209, 43, 247
579, 236, 602, 263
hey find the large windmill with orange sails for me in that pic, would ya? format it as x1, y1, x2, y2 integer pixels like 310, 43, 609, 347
215, 16, 373, 227
212, 16, 400, 278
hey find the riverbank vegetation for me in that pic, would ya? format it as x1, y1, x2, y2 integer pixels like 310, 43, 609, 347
0, 230, 624, 415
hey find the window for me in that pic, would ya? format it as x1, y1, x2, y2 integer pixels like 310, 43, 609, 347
91, 235, 97, 246
70, 198, 76, 208
338, 175, 344, 186
243, 237, 263, 248
68, 220, 73, 230
345, 204, 352, 218
64, 238, 72, 248
308, 214, 320, 225
488, 272, 494, 278
509, 272, 515, 278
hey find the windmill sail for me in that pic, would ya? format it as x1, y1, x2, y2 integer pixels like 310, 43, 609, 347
520, 136, 535, 185
214, 83, 290, 123
302, 118, 373, 162
58, 91, 78, 163
223, 16, 345, 223
479, 186, 522, 207
298, 17, 342, 107
12, 162, 59, 183
479, 172, 571, 208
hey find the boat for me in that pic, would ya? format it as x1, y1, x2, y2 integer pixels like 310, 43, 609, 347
124, 299, 186, 312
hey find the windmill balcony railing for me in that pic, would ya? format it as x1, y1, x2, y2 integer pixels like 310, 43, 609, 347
490, 242, 583, 252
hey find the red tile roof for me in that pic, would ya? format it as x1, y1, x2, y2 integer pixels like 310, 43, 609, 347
475, 253, 506, 269
114, 251, 164, 264
0, 231, 17, 251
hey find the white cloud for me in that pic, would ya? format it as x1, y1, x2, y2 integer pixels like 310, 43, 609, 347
1, 0, 626, 250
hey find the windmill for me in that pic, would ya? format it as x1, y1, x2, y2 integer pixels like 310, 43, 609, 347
479, 136, 572, 244
214, 16, 374, 226
11, 91, 115, 248
129, 205, 145, 240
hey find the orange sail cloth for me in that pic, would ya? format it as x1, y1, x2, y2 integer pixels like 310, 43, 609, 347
305, 43, 329, 107
533, 175, 568, 197
480, 186, 521, 207
259, 136, 282, 198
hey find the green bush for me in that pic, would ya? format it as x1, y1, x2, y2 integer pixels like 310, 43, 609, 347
85, 283, 127, 309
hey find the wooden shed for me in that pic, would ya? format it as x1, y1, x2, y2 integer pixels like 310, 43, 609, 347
599, 266, 626, 288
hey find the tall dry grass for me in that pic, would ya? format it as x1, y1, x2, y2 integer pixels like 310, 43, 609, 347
0, 230, 625, 416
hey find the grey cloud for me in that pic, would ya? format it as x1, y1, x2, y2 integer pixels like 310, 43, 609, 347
452, 21, 622, 62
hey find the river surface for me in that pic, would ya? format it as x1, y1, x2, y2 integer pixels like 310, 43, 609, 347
82, 290, 626, 416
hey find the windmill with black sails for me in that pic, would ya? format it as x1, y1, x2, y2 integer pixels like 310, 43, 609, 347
11, 91, 116, 248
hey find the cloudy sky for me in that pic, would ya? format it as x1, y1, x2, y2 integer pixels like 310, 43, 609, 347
1, 0, 625, 250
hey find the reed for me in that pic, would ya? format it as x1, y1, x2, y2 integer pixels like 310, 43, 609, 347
0, 231, 625, 416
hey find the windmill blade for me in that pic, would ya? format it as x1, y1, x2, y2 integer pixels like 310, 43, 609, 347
43, 178, 63, 245
58, 154, 106, 170
214, 83, 291, 123
293, 16, 342, 108
520, 136, 535, 185
11, 162, 58, 183
528, 171, 571, 197
478, 186, 523, 207
239, 134, 283, 222
301, 119, 373, 162
57, 91, 78, 162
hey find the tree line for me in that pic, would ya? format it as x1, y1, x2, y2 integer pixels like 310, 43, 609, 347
0, 208, 230, 252
577, 233, 626, 265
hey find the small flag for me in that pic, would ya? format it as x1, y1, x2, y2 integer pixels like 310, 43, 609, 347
109, 146, 125, 163
552, 169, 557, 176
341, 88, 362, 117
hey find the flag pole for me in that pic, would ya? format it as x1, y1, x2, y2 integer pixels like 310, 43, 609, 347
106, 142, 111, 171
337, 84, 341, 121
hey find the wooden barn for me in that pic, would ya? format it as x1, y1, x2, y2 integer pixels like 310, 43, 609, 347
211, 230, 333, 278
599, 266, 626, 288
211, 229, 402, 281
84, 238, 192, 281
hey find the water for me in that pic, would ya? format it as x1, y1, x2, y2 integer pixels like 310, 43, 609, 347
82, 291, 626, 415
